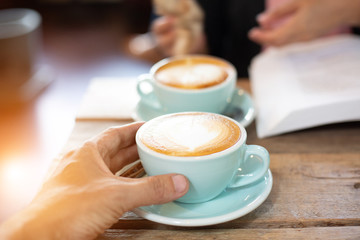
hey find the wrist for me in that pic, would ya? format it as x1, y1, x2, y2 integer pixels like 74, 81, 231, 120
0, 205, 48, 240
0, 197, 76, 240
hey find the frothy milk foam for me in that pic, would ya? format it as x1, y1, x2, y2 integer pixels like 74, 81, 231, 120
140, 113, 241, 157
155, 57, 230, 89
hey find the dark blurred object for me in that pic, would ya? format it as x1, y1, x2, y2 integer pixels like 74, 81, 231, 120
353, 27, 360, 36
0, 9, 39, 88
197, 0, 264, 78
0, 0, 152, 34
0, 8, 53, 108
0, 0, 152, 109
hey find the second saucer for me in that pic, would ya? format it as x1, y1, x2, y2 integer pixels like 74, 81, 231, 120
132, 87, 255, 128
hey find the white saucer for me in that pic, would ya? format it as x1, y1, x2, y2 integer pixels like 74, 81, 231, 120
132, 169, 272, 227
132, 88, 256, 127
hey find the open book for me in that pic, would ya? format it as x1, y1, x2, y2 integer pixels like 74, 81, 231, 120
249, 35, 360, 138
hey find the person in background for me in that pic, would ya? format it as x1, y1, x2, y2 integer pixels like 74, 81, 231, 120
0, 123, 189, 240
138, 0, 264, 78
131, 0, 360, 77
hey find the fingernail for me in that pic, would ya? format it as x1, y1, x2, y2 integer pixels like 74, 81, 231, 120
172, 175, 187, 193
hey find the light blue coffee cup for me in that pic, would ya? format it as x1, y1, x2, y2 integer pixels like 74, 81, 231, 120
137, 55, 237, 114
136, 112, 270, 203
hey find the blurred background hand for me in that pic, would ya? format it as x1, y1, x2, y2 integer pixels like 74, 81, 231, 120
249, 0, 360, 46
151, 16, 207, 56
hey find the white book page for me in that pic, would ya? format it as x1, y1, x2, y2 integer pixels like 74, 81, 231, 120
250, 35, 360, 138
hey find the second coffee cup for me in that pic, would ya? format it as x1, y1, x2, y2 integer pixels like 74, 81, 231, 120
137, 55, 237, 114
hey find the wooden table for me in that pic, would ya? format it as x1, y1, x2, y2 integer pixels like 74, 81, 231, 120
61, 80, 360, 239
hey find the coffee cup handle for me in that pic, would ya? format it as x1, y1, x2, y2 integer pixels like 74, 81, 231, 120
227, 145, 270, 188
137, 74, 161, 109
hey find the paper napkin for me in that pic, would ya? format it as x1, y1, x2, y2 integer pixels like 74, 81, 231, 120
76, 77, 139, 120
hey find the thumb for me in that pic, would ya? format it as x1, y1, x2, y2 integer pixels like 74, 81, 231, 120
121, 174, 189, 210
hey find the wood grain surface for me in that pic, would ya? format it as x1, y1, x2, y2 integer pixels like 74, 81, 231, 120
60, 80, 360, 239
96, 227, 360, 240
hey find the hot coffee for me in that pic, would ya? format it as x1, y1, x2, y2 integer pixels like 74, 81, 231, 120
154, 56, 231, 89
139, 112, 241, 157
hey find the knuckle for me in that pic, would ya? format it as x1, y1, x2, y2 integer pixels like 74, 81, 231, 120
148, 176, 171, 201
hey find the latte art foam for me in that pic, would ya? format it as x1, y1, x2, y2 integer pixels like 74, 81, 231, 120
155, 57, 230, 89
140, 113, 241, 157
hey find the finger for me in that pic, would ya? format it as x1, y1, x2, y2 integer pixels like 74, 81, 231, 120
248, 28, 288, 46
249, 17, 302, 46
248, 27, 277, 46
257, 0, 298, 27
92, 122, 144, 161
119, 174, 189, 209
152, 16, 176, 35
108, 144, 139, 174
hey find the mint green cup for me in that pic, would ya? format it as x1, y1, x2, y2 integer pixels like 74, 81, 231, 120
136, 55, 236, 114
136, 112, 270, 203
